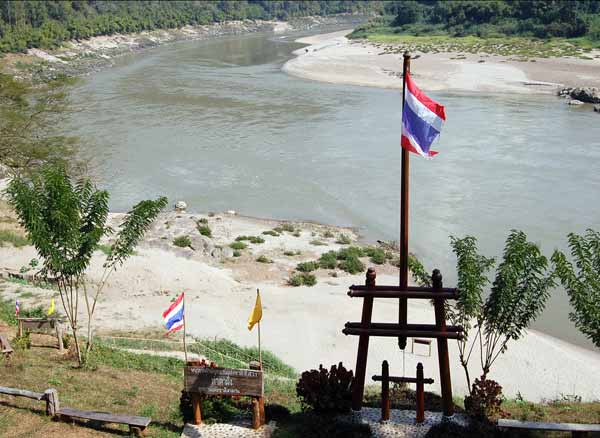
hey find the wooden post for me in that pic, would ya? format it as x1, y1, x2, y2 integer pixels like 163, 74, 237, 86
381, 360, 390, 422
432, 269, 454, 417
398, 51, 411, 351
191, 393, 202, 425
416, 363, 425, 423
351, 268, 376, 411
17, 319, 23, 337
44, 389, 60, 417
259, 396, 265, 425
55, 322, 64, 353
252, 397, 261, 430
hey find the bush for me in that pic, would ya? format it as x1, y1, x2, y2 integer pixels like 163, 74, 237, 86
256, 255, 272, 264
319, 251, 338, 269
232, 250, 242, 257
464, 376, 505, 421
229, 241, 247, 250
197, 224, 212, 237
323, 230, 334, 238
296, 362, 353, 414
365, 247, 386, 265
236, 235, 265, 244
262, 230, 280, 236
11, 332, 31, 350
279, 223, 295, 233
310, 240, 327, 246
296, 261, 319, 272
337, 246, 365, 260
338, 256, 365, 274
336, 234, 351, 245
0, 230, 29, 247
173, 236, 192, 248
283, 250, 296, 256
197, 217, 208, 224
288, 273, 317, 287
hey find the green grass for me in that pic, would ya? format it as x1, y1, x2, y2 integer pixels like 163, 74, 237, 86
96, 243, 112, 256
173, 235, 192, 248
235, 235, 265, 244
229, 241, 247, 250
0, 230, 29, 247
336, 234, 351, 245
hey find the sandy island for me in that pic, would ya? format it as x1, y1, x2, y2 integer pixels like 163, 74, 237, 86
2, 204, 600, 403
283, 30, 600, 94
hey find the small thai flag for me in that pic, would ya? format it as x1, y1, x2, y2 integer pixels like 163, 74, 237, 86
401, 71, 446, 158
162, 293, 184, 334
15, 299, 20, 317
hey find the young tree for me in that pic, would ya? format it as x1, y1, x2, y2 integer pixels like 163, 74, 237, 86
552, 229, 600, 348
7, 165, 167, 365
450, 230, 555, 392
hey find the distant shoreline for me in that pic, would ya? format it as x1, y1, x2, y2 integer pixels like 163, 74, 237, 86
283, 29, 600, 98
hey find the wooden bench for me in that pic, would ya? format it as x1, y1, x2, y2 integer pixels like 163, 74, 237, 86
0, 335, 13, 361
57, 407, 151, 436
498, 419, 600, 437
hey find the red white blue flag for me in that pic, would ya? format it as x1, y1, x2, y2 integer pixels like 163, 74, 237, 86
401, 72, 446, 158
163, 293, 184, 334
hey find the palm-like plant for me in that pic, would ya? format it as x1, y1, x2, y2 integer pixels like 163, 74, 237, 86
7, 165, 167, 365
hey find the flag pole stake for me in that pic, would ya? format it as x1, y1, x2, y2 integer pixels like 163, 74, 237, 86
183, 293, 188, 363
398, 51, 411, 351
257, 289, 262, 367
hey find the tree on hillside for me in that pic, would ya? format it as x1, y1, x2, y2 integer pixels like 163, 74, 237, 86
552, 229, 600, 348
0, 73, 79, 175
7, 165, 167, 366
449, 231, 555, 393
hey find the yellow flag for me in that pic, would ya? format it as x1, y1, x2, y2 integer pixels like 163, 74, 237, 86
247, 290, 262, 331
47, 298, 55, 316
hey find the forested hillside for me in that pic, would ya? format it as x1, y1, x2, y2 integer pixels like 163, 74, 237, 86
0, 0, 384, 53
353, 0, 600, 42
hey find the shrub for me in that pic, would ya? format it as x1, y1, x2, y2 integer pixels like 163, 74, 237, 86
0, 230, 29, 247
229, 241, 247, 250
296, 362, 353, 414
288, 273, 317, 287
173, 236, 192, 248
337, 246, 364, 260
464, 376, 505, 421
232, 250, 242, 257
283, 250, 296, 256
11, 332, 31, 350
296, 261, 319, 272
323, 230, 334, 238
338, 256, 365, 274
319, 251, 338, 269
256, 255, 272, 264
280, 223, 295, 233
236, 235, 265, 244
197, 223, 212, 237
292, 231, 301, 237
197, 217, 208, 224
365, 247, 386, 265
336, 234, 351, 245
262, 230, 280, 236
310, 240, 327, 246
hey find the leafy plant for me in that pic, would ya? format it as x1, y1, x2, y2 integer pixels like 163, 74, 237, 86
365, 247, 386, 265
338, 256, 365, 274
229, 241, 247, 250
6, 165, 167, 366
296, 261, 319, 273
296, 363, 353, 414
232, 250, 242, 257
196, 223, 212, 237
263, 230, 280, 237
279, 223, 295, 233
283, 250, 296, 256
288, 273, 317, 287
336, 234, 352, 245
464, 376, 506, 421
323, 230, 334, 238
173, 236, 192, 248
256, 255, 272, 264
319, 251, 338, 269
235, 235, 264, 244
11, 331, 31, 350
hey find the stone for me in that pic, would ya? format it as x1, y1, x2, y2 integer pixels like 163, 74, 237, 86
570, 87, 600, 104
594, 105, 600, 113
175, 201, 187, 212
568, 99, 584, 106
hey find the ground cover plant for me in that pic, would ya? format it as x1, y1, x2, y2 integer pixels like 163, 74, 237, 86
236, 235, 265, 244
173, 235, 192, 248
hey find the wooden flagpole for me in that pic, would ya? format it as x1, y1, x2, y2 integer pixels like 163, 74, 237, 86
398, 51, 411, 351
182, 293, 188, 363
257, 289, 262, 367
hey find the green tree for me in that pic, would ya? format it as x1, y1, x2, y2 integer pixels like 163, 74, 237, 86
552, 229, 600, 348
0, 73, 79, 174
6, 165, 167, 365
450, 230, 554, 392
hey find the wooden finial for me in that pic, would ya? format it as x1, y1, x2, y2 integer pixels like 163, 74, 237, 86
366, 268, 376, 288
432, 269, 442, 289
403, 51, 411, 60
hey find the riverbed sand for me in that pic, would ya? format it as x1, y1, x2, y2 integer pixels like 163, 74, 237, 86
2, 208, 599, 402
283, 30, 600, 93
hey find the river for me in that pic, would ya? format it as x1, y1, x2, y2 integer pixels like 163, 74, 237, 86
69, 29, 600, 350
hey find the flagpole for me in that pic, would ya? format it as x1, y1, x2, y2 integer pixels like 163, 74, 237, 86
257, 289, 262, 367
183, 293, 188, 363
398, 51, 411, 351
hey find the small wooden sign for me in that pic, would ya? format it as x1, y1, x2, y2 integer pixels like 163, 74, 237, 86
184, 367, 263, 398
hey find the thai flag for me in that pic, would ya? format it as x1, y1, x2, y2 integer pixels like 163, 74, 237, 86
401, 71, 446, 158
15, 299, 20, 317
163, 293, 184, 334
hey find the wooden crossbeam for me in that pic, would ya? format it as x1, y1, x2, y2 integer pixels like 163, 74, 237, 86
372, 375, 434, 385
347, 285, 458, 299
344, 322, 463, 333
343, 327, 463, 340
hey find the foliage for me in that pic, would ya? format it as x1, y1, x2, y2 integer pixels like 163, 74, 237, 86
351, 1, 600, 43
338, 255, 365, 274
256, 255, 272, 264
278, 223, 296, 233
196, 223, 212, 237
408, 253, 431, 286
173, 235, 192, 248
464, 376, 505, 421
296, 261, 319, 272
236, 235, 265, 244
365, 247, 386, 265
288, 272, 317, 287
309, 239, 327, 246
283, 250, 296, 256
0, 1, 382, 53
552, 229, 600, 347
0, 229, 29, 247
229, 241, 247, 250
232, 250, 241, 257
11, 331, 31, 350
0, 299, 43, 325
296, 362, 353, 414
6, 164, 167, 365
263, 230, 280, 237
0, 73, 79, 173
336, 234, 351, 245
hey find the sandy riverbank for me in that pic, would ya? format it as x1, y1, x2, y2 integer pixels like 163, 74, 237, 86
2, 207, 599, 402
283, 30, 600, 94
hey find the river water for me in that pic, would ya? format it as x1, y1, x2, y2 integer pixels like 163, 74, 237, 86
69, 30, 600, 350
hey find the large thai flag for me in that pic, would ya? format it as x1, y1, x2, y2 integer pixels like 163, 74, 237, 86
401, 72, 446, 158
163, 292, 184, 334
